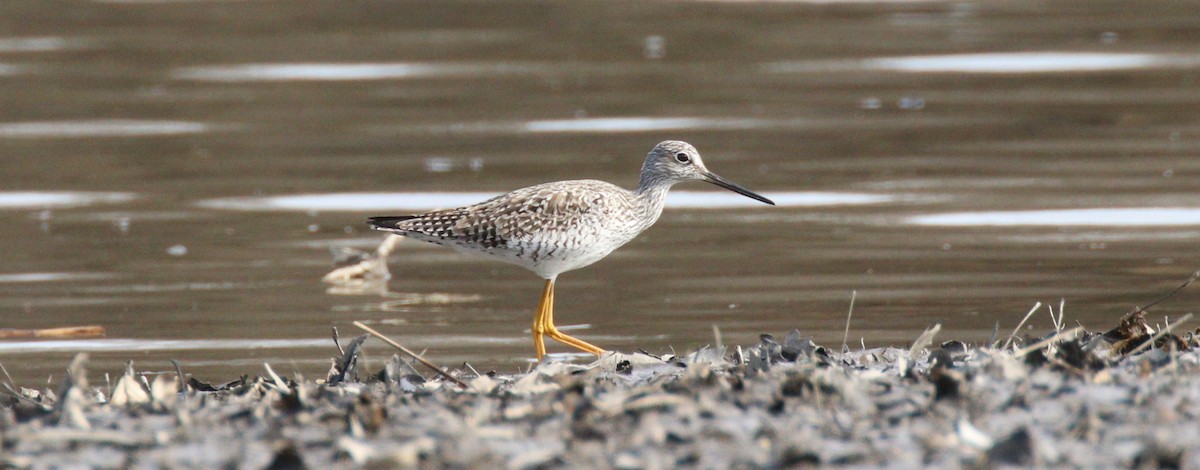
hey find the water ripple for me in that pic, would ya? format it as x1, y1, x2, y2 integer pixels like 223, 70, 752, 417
397, 117, 804, 134
522, 117, 773, 133
0, 37, 82, 53
0, 338, 333, 354
173, 62, 542, 81
869, 52, 1200, 73
0, 120, 211, 138
0, 272, 116, 283
196, 191, 892, 212
0, 192, 136, 209
910, 208, 1200, 226
764, 52, 1200, 74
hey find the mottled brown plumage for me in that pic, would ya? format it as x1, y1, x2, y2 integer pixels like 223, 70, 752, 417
370, 179, 659, 278
368, 141, 774, 360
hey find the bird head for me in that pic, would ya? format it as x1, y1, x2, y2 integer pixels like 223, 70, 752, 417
640, 140, 774, 205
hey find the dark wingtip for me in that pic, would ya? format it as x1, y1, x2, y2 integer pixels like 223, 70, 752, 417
367, 215, 417, 230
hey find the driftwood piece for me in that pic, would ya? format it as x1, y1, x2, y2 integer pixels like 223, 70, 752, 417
0, 325, 105, 340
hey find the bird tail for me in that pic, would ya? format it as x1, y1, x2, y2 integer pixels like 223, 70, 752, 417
367, 215, 418, 232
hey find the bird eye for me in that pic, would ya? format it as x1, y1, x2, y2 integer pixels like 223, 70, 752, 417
674, 152, 691, 164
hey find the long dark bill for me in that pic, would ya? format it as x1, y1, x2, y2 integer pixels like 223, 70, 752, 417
703, 172, 775, 206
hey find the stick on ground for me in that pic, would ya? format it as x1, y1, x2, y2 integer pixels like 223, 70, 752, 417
1012, 326, 1085, 359
352, 321, 468, 389
1002, 302, 1041, 350
1122, 269, 1200, 322
842, 290, 857, 352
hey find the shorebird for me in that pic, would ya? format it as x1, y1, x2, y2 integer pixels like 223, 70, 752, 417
368, 140, 774, 360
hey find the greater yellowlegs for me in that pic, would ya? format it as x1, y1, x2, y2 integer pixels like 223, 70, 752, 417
368, 140, 774, 360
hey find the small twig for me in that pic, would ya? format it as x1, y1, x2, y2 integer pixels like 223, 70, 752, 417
263, 363, 288, 391
1048, 301, 1065, 333
1013, 326, 1085, 359
332, 326, 344, 356
711, 325, 723, 351
1057, 299, 1066, 331
0, 360, 15, 389
1120, 313, 1193, 359
169, 360, 185, 393
1002, 302, 1042, 350
352, 321, 468, 389
0, 382, 43, 406
1122, 269, 1200, 321
842, 290, 857, 352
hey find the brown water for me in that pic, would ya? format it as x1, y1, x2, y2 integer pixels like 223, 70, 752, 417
3, 0, 1200, 384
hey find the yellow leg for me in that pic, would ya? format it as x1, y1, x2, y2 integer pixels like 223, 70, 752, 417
532, 280, 550, 360
531, 278, 605, 360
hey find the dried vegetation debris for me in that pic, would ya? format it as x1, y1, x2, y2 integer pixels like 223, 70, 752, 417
3, 317, 1200, 468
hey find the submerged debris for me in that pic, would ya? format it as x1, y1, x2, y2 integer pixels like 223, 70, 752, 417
2, 319, 1200, 468
0, 325, 106, 340
321, 234, 402, 295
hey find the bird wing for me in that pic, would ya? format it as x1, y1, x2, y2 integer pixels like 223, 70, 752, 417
368, 181, 606, 249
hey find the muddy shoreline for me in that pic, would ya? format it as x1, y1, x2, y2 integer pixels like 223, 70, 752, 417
2, 314, 1199, 468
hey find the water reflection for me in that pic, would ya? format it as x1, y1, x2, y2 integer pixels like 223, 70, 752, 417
0, 120, 210, 138
75, 280, 293, 294
197, 191, 893, 212
0, 297, 120, 308
910, 208, 1200, 226
862, 53, 1195, 73
198, 192, 501, 211
0, 272, 116, 283
667, 191, 891, 208
0, 192, 136, 209
764, 52, 1200, 74
0, 37, 80, 52
522, 117, 774, 133
173, 62, 542, 81
380, 116, 807, 135
6, 0, 1200, 385
329, 293, 486, 310
0, 338, 332, 354
375, 115, 1004, 136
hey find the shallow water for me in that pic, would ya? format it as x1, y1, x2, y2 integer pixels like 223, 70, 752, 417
3, 0, 1200, 383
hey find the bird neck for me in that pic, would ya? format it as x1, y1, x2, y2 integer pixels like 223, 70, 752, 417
635, 164, 674, 196
634, 160, 675, 228
633, 180, 671, 227
635, 173, 672, 200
